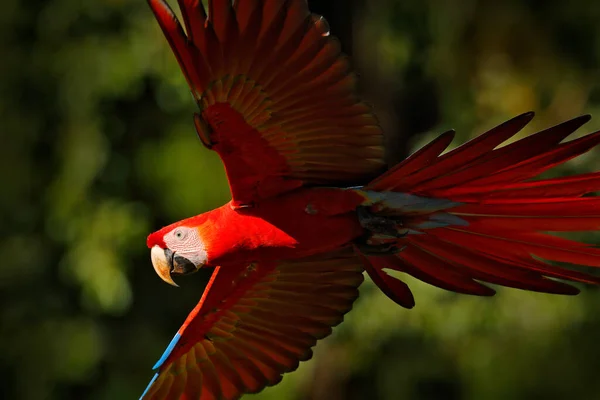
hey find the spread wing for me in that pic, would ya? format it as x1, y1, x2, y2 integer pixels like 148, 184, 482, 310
149, 0, 386, 206
141, 249, 365, 400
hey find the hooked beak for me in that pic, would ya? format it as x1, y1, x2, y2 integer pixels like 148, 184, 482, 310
150, 245, 199, 287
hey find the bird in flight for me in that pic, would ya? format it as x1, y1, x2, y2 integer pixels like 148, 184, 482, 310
141, 0, 600, 398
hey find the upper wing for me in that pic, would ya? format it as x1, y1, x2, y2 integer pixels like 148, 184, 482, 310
141, 249, 365, 400
149, 0, 386, 206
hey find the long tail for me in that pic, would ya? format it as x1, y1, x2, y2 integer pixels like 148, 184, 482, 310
356, 112, 600, 308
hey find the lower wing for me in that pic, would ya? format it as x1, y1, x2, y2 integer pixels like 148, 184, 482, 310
141, 249, 364, 400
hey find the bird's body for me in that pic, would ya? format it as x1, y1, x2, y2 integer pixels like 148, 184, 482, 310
139, 0, 600, 399
150, 186, 366, 268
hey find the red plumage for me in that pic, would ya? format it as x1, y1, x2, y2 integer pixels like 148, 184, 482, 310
141, 1, 600, 399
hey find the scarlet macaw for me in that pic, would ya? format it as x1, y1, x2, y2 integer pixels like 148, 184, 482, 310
141, 0, 600, 399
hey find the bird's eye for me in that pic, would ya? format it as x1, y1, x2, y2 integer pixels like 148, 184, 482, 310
174, 229, 184, 240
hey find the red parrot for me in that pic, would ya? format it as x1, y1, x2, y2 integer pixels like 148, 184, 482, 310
141, 0, 600, 399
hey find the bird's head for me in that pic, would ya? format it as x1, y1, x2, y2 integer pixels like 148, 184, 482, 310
147, 220, 208, 287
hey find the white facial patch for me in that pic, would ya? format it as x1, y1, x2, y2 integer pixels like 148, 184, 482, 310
163, 226, 208, 267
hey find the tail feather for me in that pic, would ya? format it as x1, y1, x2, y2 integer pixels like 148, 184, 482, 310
368, 130, 455, 189
414, 116, 592, 193
357, 251, 415, 309
389, 246, 497, 296
359, 114, 600, 308
454, 129, 600, 190
367, 112, 535, 192
433, 172, 600, 199
437, 228, 600, 267
431, 231, 600, 285
452, 197, 600, 231
410, 235, 581, 295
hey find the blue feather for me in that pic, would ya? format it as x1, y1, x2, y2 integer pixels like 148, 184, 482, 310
153, 332, 182, 370
140, 372, 159, 400
139, 333, 182, 399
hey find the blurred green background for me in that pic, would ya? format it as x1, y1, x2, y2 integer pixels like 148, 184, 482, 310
2, 0, 600, 399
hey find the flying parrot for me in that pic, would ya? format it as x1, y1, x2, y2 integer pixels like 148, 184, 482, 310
141, 0, 600, 399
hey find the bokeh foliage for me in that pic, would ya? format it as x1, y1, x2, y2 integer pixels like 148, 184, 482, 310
2, 0, 600, 399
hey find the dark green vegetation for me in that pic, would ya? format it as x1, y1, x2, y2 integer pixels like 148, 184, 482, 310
2, 0, 600, 399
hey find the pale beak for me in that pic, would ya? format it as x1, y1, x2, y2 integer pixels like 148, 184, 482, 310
151, 245, 178, 287
150, 245, 200, 287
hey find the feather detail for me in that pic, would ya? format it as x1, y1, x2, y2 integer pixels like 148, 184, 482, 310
368, 130, 455, 190
414, 116, 592, 193
361, 114, 600, 306
366, 112, 535, 192
141, 250, 364, 400
357, 250, 415, 308
149, 0, 385, 205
